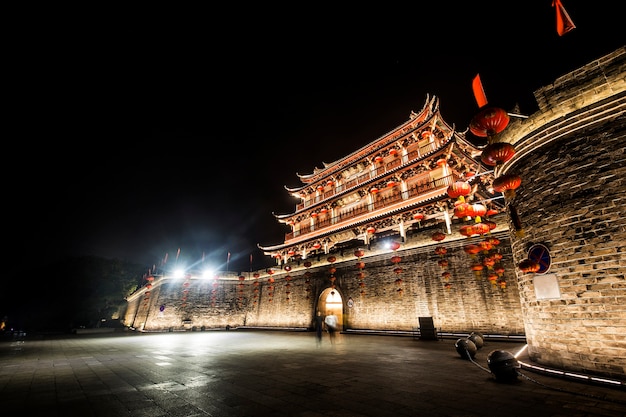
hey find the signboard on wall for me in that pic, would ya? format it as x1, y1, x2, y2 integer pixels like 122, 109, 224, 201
534, 273, 560, 300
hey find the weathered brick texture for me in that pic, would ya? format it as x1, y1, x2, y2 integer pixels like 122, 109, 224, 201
501, 47, 625, 380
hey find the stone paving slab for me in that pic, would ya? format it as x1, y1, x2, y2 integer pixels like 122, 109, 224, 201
0, 330, 624, 417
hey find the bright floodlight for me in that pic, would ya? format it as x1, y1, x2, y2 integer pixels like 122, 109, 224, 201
202, 269, 214, 279
173, 268, 186, 279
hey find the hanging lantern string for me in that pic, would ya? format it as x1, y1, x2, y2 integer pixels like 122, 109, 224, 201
473, 196, 504, 205
469, 170, 494, 179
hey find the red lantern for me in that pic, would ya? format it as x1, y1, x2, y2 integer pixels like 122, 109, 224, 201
432, 231, 446, 242
447, 181, 471, 200
464, 244, 481, 256
389, 241, 401, 251
366, 226, 376, 234
390, 255, 402, 264
284, 265, 292, 271
480, 142, 516, 166
312, 243, 322, 250
354, 249, 364, 258
492, 174, 522, 199
393, 267, 403, 275
460, 225, 476, 237
473, 223, 491, 235
479, 241, 493, 252
483, 220, 497, 231
238, 275, 245, 281
438, 259, 449, 269
253, 272, 260, 278
327, 256, 336, 263
518, 259, 540, 273
471, 263, 484, 278
470, 107, 510, 138
454, 202, 472, 218
441, 271, 451, 281
413, 213, 424, 221
356, 261, 366, 270
434, 246, 447, 256
483, 257, 495, 269
328, 267, 336, 274
370, 187, 379, 194
470, 203, 487, 220
304, 261, 312, 268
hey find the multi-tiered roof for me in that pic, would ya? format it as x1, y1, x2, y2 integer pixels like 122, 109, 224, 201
258, 95, 501, 263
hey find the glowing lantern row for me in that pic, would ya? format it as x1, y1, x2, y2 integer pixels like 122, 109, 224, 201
454, 203, 486, 220
460, 223, 491, 237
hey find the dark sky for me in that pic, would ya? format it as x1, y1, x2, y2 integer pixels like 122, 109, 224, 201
8, 3, 624, 275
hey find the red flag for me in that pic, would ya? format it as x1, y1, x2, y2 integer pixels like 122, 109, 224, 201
553, 0, 576, 36
472, 74, 488, 108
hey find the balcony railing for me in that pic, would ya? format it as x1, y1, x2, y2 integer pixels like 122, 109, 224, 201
295, 138, 443, 212
286, 174, 453, 241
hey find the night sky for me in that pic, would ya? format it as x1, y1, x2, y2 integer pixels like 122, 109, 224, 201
7, 3, 624, 275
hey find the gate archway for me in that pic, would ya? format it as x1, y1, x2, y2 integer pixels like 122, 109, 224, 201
317, 287, 343, 331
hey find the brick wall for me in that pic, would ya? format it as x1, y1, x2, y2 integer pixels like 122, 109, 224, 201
501, 47, 626, 379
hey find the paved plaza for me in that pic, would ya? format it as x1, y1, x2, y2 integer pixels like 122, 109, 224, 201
0, 330, 624, 417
